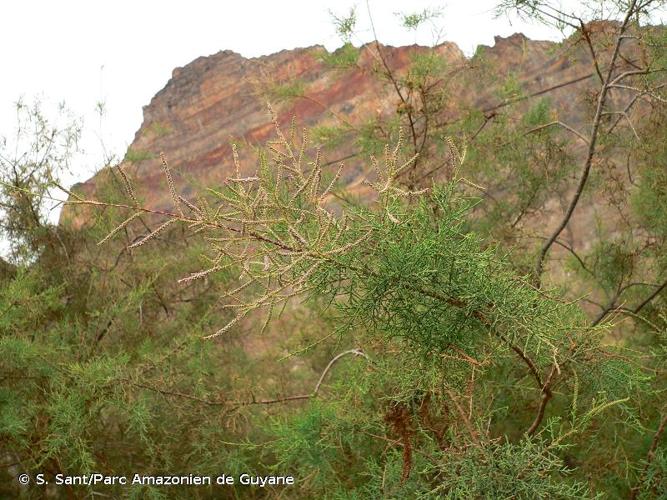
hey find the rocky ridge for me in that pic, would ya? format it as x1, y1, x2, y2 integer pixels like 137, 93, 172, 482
61, 24, 627, 227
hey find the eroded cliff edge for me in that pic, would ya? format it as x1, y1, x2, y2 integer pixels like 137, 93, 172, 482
60, 26, 620, 227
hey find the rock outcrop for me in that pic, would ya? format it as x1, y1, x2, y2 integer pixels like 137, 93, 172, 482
60, 25, 637, 227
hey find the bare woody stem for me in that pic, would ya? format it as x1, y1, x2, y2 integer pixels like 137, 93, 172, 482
130, 348, 371, 410
591, 279, 667, 327
526, 364, 557, 436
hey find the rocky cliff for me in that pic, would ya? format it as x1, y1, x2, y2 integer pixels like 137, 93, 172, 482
60, 23, 632, 226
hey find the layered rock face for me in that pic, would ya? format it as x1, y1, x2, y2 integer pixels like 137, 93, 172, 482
60, 25, 631, 226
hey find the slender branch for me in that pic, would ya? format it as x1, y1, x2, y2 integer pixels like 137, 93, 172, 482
131, 348, 371, 409
534, 0, 639, 287
578, 19, 604, 83
482, 72, 596, 115
554, 239, 594, 277
632, 279, 667, 314
511, 3, 580, 31
470, 112, 496, 142
444, 387, 481, 445
522, 120, 590, 145
608, 83, 667, 103
529, 235, 594, 278
591, 290, 624, 327
365, 0, 419, 159
526, 364, 557, 436
608, 83, 667, 134
592, 279, 667, 326
609, 67, 667, 87
312, 348, 370, 394
497, 333, 544, 389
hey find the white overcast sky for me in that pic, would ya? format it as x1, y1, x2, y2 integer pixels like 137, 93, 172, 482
3, 0, 653, 202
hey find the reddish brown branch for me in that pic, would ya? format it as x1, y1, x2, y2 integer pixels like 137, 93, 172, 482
526, 364, 558, 436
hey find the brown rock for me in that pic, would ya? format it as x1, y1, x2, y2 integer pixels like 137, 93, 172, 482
59, 29, 645, 228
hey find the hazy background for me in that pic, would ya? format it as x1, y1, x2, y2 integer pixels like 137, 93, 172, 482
0, 0, 594, 223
